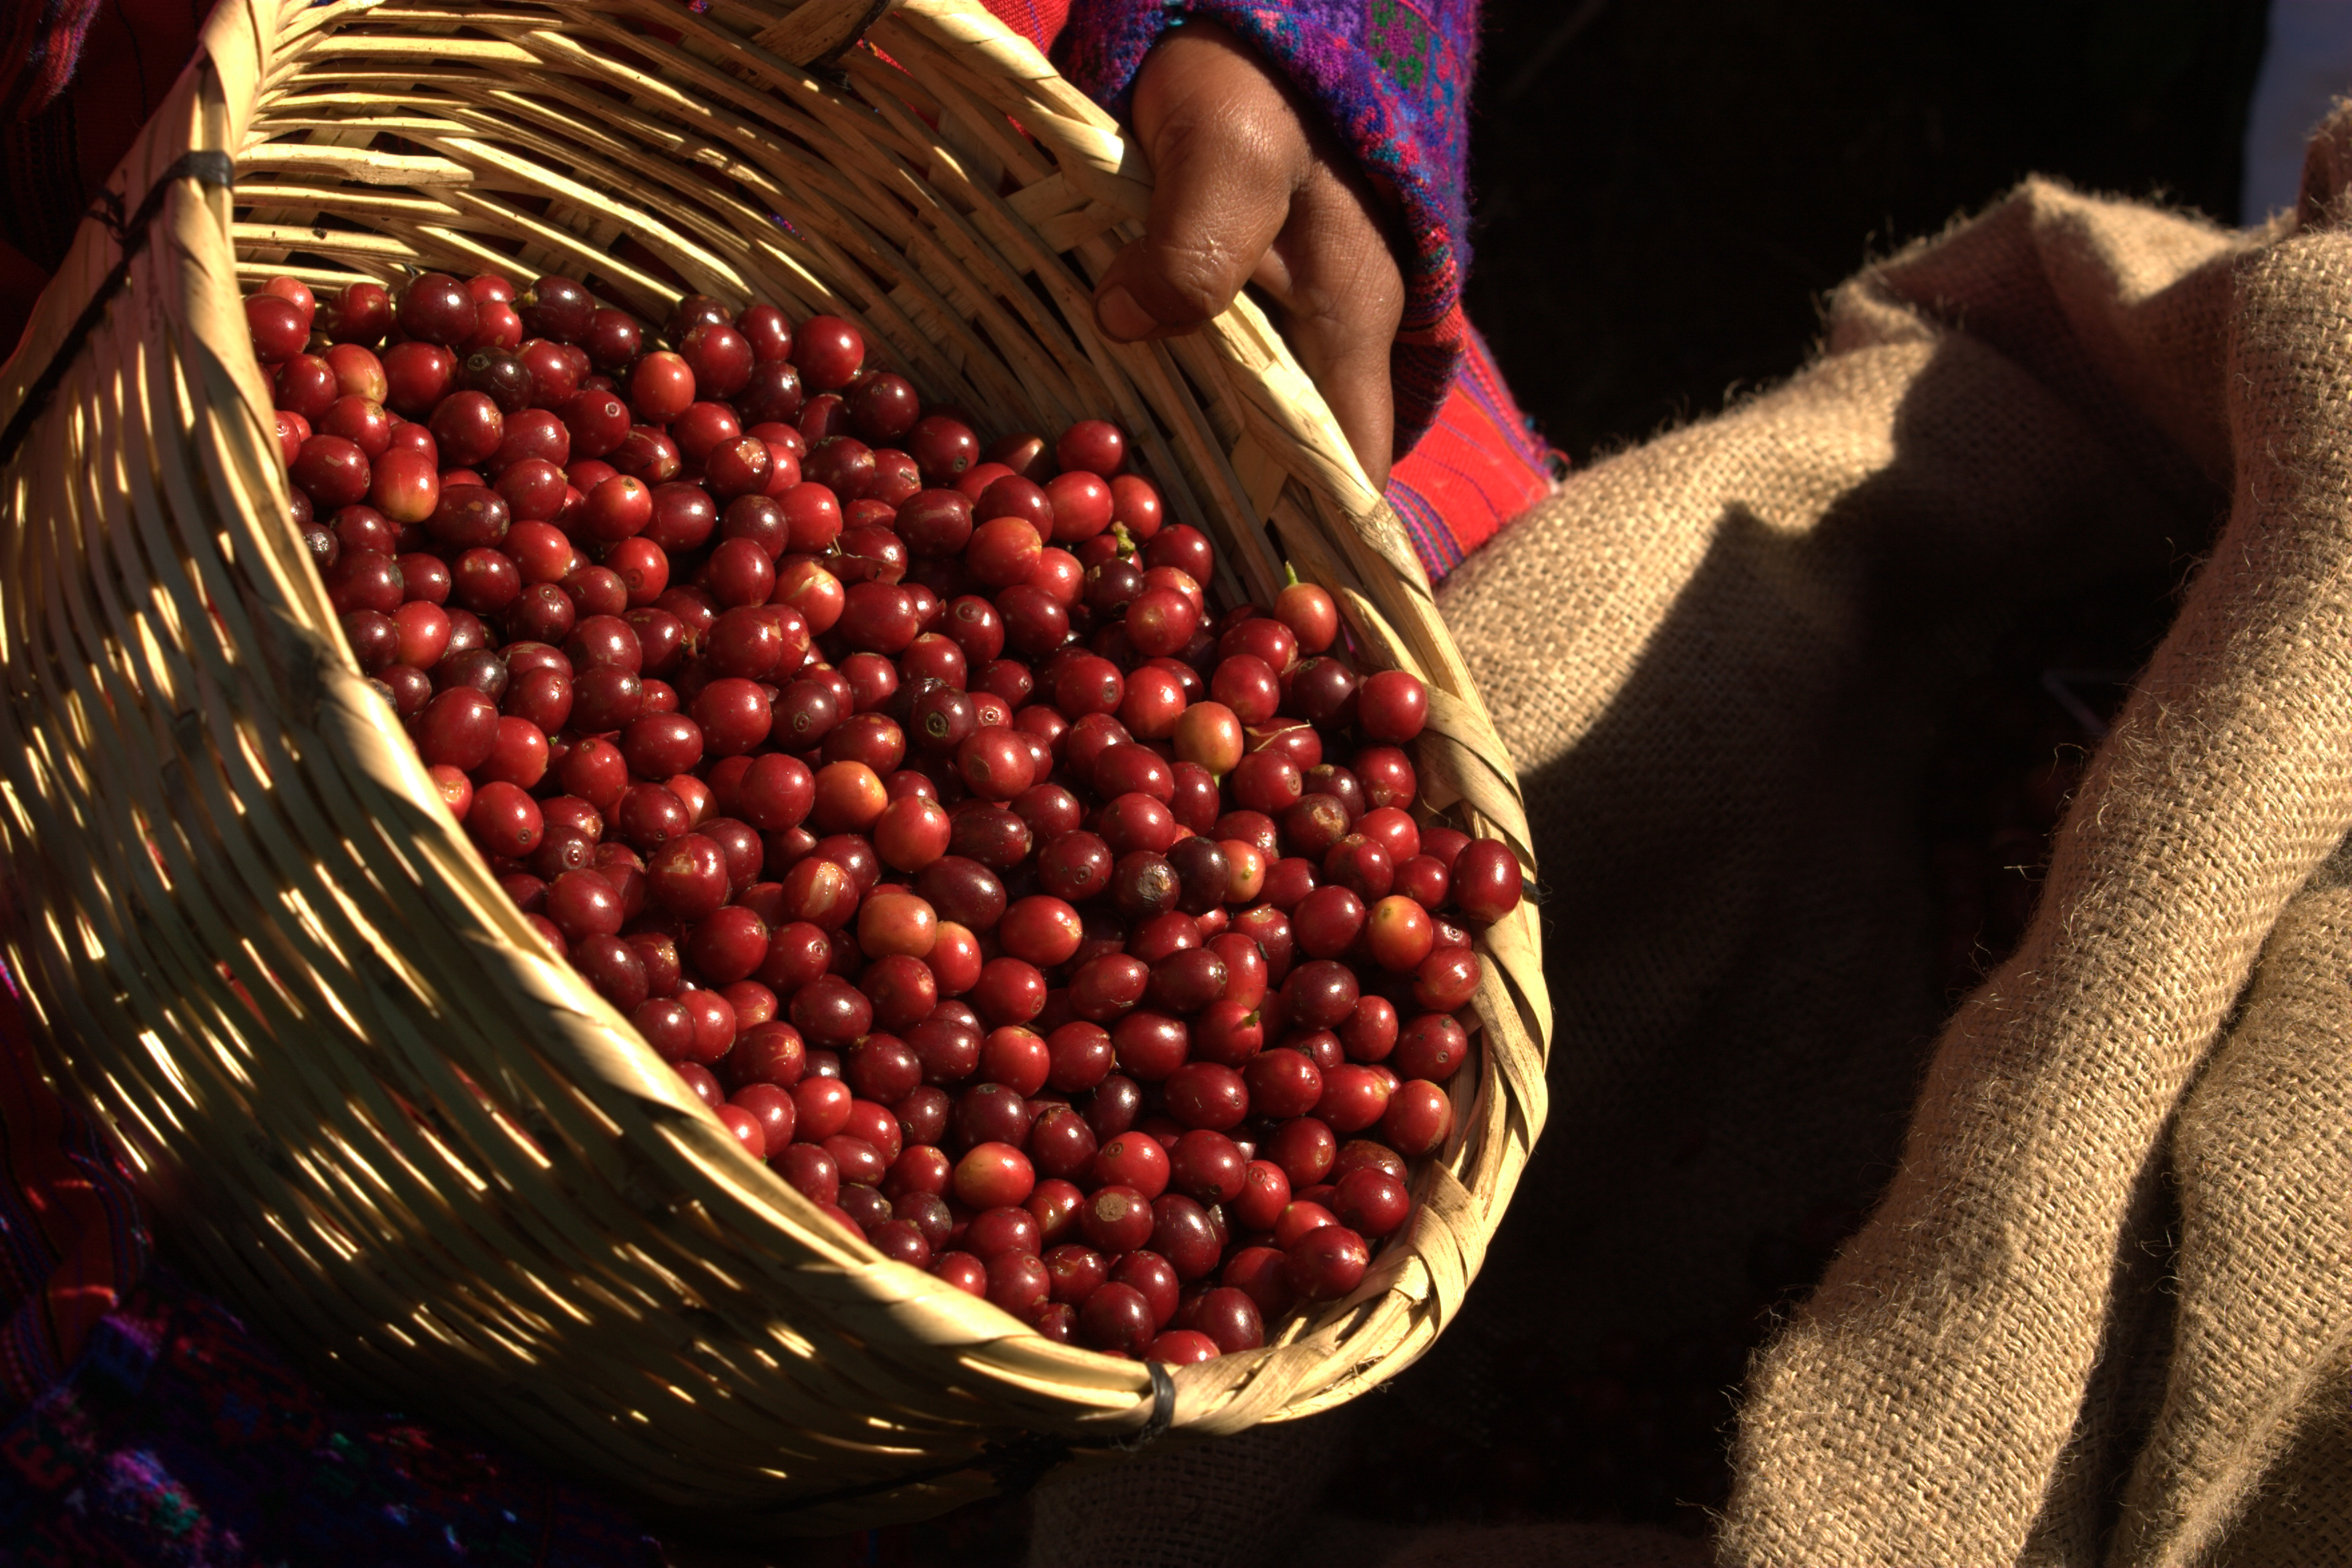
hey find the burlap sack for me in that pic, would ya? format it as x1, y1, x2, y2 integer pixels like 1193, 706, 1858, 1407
1024, 110, 2352, 1568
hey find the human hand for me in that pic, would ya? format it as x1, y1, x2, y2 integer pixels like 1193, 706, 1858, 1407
1093, 22, 1407, 487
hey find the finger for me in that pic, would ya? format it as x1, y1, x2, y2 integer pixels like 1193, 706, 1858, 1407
1095, 25, 1308, 342
1255, 158, 1406, 485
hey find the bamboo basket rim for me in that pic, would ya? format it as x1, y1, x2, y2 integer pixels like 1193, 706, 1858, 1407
0, 0, 1552, 1533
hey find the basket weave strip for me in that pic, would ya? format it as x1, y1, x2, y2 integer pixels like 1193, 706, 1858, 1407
0, 0, 1549, 1530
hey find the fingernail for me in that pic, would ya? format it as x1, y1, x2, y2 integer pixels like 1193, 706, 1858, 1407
1097, 284, 1157, 341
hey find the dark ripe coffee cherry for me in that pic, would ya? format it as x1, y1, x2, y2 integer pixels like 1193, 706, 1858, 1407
341, 610, 400, 672
630, 930, 684, 1000
1231, 1157, 1292, 1233
914, 854, 1006, 934
823, 1133, 889, 1189
1214, 1245, 1292, 1323
941, 594, 1005, 664
1169, 1129, 1247, 1206
467, 780, 544, 859
1281, 795, 1352, 863
837, 581, 919, 654
1186, 1287, 1261, 1355
1279, 657, 1354, 729
518, 275, 594, 344
1280, 958, 1360, 1031
767, 1142, 838, 1209
862, 953, 940, 1034
1314, 1062, 1391, 1135
1393, 1012, 1471, 1083
1244, 1050, 1324, 1123
1156, 838, 1227, 920
790, 315, 863, 391
245, 292, 311, 364
1078, 1280, 1155, 1357
1412, 946, 1484, 1013
881, 1141, 951, 1202
727, 301, 787, 363
1077, 1183, 1155, 1255
1044, 1243, 1109, 1305
1332, 1139, 1406, 1187
325, 549, 404, 618
983, 1249, 1052, 1320
733, 363, 803, 435
1349, 748, 1416, 815
970, 956, 1046, 1027
1068, 952, 1148, 1024
460, 347, 534, 414
908, 413, 978, 484
1147, 949, 1228, 1016
1229, 752, 1304, 817
724, 1080, 795, 1154
1072, 1080, 1143, 1154
1110, 1010, 1187, 1084
1292, 886, 1367, 961
1045, 1020, 1116, 1093
1110, 1251, 1181, 1332
1449, 839, 1526, 925
952, 1081, 1032, 1152
1284, 1224, 1370, 1302
397, 272, 477, 346
1038, 833, 1114, 908
1339, 994, 1400, 1062
1011, 783, 1083, 842
1219, 614, 1298, 676
789, 974, 874, 1050
676, 321, 752, 400
1211, 654, 1280, 727
845, 371, 920, 443
1048, 417, 1121, 477
966, 517, 1044, 591
1028, 1102, 1099, 1181
664, 293, 732, 347
1290, 1028, 1345, 1074
867, 1217, 931, 1268
795, 1076, 856, 1144
1109, 851, 1179, 922
689, 906, 770, 986
1356, 668, 1430, 743
1259, 857, 1317, 913
1381, 1080, 1454, 1158
1150, 1195, 1223, 1284
833, 1183, 890, 1231
1163, 1060, 1248, 1132
1099, 795, 1179, 858
904, 1016, 979, 1088
1190, 998, 1263, 1069
1093, 1131, 1171, 1199
1273, 1201, 1342, 1253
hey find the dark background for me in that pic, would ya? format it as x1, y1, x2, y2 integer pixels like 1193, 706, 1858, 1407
1465, 0, 2273, 461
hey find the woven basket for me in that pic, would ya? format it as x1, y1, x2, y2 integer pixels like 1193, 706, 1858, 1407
0, 0, 1550, 1533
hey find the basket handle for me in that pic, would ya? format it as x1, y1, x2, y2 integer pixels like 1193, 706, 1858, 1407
756, 0, 902, 65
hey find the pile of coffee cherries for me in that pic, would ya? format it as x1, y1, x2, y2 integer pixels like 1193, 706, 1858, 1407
245, 268, 1525, 1366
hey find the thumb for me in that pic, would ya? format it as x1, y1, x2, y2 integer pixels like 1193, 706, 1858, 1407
1095, 25, 1307, 342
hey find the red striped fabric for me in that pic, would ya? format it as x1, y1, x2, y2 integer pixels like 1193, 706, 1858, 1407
984, 0, 1072, 52
1384, 321, 1557, 579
